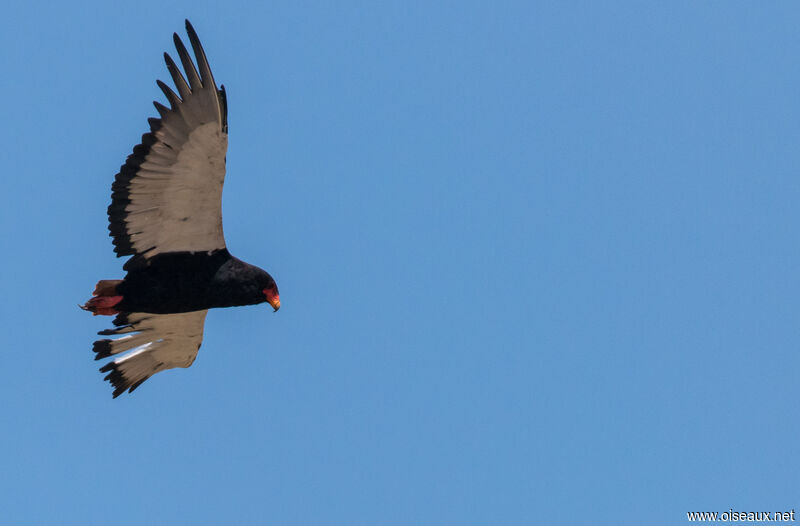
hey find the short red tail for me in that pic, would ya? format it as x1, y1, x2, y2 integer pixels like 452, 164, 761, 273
81, 280, 124, 316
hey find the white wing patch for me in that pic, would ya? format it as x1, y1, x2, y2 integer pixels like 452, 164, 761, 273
95, 310, 208, 397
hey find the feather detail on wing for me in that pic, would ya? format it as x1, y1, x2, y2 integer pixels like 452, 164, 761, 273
94, 310, 208, 398
109, 20, 229, 269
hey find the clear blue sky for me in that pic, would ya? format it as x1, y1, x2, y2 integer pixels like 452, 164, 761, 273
1, 1, 798, 524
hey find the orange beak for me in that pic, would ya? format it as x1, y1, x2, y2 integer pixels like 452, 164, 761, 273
269, 295, 281, 312
263, 287, 281, 312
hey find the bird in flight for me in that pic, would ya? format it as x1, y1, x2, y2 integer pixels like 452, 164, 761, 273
82, 20, 280, 398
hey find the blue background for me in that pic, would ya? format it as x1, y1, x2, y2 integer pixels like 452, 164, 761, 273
1, 1, 798, 524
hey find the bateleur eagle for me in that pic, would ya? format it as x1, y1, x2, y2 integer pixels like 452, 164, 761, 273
82, 21, 280, 398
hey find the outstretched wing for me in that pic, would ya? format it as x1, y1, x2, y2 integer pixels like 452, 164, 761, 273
94, 310, 208, 398
109, 20, 229, 269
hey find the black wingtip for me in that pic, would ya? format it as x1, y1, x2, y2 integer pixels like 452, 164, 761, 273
112, 313, 132, 327
184, 20, 200, 48
164, 51, 177, 71
156, 79, 181, 107
152, 101, 169, 117
219, 84, 228, 132
100, 361, 133, 399
93, 340, 114, 360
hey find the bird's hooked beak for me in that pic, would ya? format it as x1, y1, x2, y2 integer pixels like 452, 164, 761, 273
263, 287, 280, 312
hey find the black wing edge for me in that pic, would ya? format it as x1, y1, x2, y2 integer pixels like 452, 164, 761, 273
93, 313, 134, 361
107, 20, 228, 264
98, 361, 149, 399
94, 313, 138, 398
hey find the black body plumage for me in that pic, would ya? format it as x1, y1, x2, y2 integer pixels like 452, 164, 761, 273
117, 250, 275, 314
